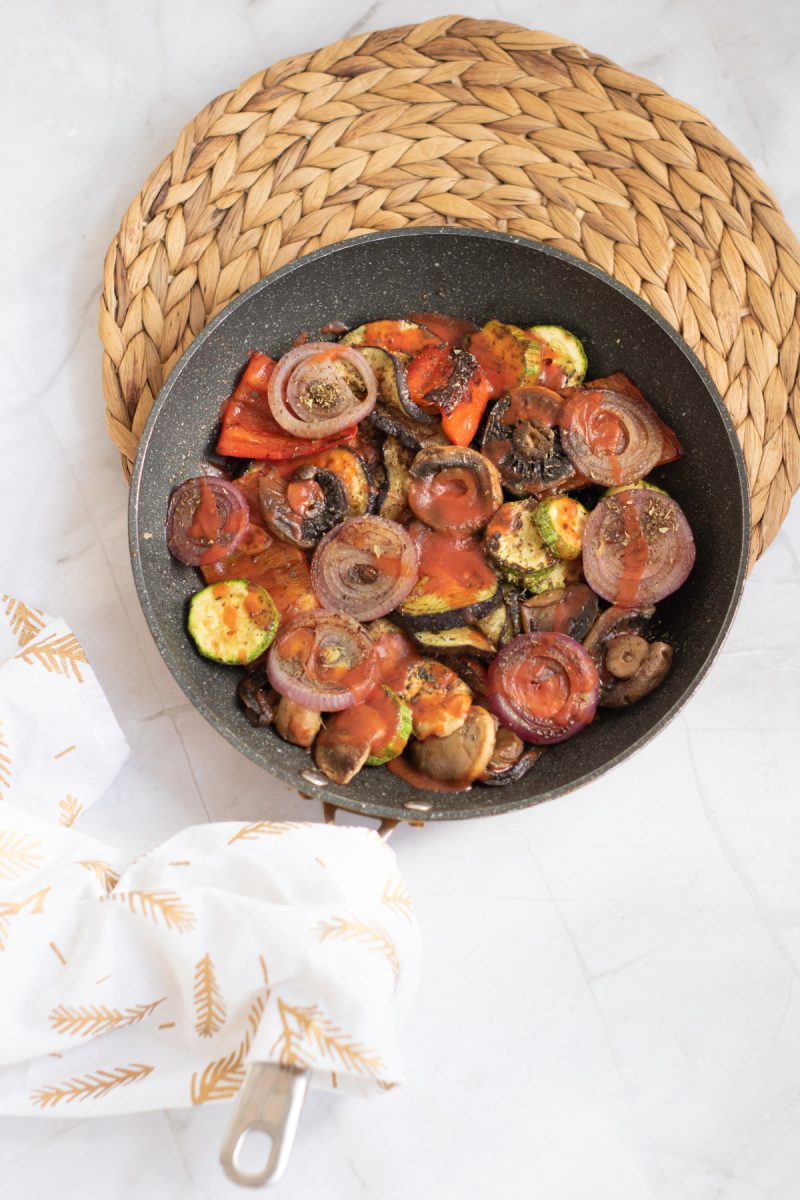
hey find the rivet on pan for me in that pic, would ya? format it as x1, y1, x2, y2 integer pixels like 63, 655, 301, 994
300, 770, 328, 788
403, 800, 432, 813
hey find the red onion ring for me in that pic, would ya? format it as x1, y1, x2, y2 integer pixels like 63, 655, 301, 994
166, 477, 249, 566
267, 611, 377, 711
311, 516, 419, 622
559, 388, 663, 486
582, 488, 696, 606
268, 343, 377, 438
487, 632, 600, 745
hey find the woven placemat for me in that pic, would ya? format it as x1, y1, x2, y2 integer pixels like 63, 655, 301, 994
100, 15, 800, 564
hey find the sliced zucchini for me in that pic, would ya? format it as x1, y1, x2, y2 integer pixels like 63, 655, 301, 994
603, 479, 668, 498
341, 319, 443, 357
534, 496, 588, 560
378, 436, 414, 523
358, 345, 436, 425
527, 558, 583, 595
466, 320, 542, 393
187, 579, 278, 665
529, 325, 588, 386
366, 688, 413, 766
474, 601, 507, 647
412, 626, 495, 660
398, 658, 472, 741
484, 500, 559, 589
395, 575, 501, 632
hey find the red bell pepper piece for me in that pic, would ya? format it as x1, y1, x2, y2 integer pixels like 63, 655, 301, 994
441, 365, 493, 446
215, 351, 356, 460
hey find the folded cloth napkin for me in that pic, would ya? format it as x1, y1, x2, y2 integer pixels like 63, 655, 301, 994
0, 594, 128, 823
0, 595, 421, 1116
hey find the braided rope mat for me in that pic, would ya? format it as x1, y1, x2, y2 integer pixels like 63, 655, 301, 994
100, 16, 800, 564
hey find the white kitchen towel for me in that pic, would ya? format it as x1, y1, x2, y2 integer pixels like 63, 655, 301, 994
0, 594, 129, 823
0, 805, 420, 1115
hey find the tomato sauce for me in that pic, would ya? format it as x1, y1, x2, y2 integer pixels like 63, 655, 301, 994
408, 312, 479, 346
286, 479, 323, 516
407, 466, 491, 532
201, 525, 318, 619
614, 493, 651, 608
387, 757, 472, 793
405, 524, 497, 613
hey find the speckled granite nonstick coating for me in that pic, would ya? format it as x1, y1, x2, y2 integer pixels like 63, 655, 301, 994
129, 228, 750, 821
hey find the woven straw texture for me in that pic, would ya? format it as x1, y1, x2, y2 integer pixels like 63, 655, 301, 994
100, 16, 800, 564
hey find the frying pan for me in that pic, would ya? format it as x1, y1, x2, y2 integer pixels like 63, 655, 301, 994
129, 228, 749, 824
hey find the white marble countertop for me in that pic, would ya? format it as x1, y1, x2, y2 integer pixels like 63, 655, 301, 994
2, 0, 800, 1196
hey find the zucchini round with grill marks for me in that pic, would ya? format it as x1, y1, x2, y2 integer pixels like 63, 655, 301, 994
529, 325, 588, 386
188, 580, 279, 665
484, 499, 559, 589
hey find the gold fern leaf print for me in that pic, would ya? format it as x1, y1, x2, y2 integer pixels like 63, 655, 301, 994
0, 719, 11, 801
48, 998, 165, 1039
190, 994, 266, 1105
0, 831, 43, 882
31, 1062, 154, 1108
2, 595, 46, 648
105, 889, 196, 933
0, 886, 50, 951
273, 998, 385, 1078
312, 915, 400, 982
58, 794, 83, 827
76, 859, 120, 894
226, 821, 307, 844
15, 633, 88, 683
193, 953, 227, 1038
381, 879, 414, 923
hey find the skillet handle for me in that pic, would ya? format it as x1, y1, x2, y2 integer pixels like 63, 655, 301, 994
321, 802, 400, 840
220, 1062, 310, 1188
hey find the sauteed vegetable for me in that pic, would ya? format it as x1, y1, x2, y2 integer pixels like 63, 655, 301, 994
166, 314, 695, 792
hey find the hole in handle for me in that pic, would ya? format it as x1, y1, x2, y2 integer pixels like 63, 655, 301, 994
233, 1126, 275, 1184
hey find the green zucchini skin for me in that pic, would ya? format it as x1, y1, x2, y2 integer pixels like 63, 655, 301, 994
484, 499, 559, 589
534, 496, 588, 560
529, 324, 588, 385
365, 688, 413, 766
187, 580, 279, 665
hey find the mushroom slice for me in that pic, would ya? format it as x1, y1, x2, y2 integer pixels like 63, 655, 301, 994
410, 706, 497, 785
602, 642, 673, 708
520, 584, 599, 643
238, 667, 280, 728
313, 734, 371, 785
481, 387, 578, 496
583, 605, 656, 666
480, 726, 544, 786
407, 445, 503, 535
274, 697, 323, 748
258, 463, 348, 548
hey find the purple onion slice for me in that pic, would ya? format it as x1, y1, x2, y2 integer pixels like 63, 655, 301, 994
559, 387, 664, 486
486, 631, 600, 745
582, 488, 696, 607
311, 516, 419, 622
267, 610, 377, 711
166, 477, 249, 566
268, 343, 377, 438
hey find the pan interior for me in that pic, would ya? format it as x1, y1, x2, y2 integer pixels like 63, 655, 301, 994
129, 228, 749, 821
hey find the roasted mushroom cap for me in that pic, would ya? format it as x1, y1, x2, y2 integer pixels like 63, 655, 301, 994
480, 726, 543, 786
314, 734, 371, 785
409, 705, 497, 784
408, 444, 503, 534
520, 584, 599, 642
370, 403, 449, 452
583, 606, 673, 707
602, 642, 673, 707
237, 667, 280, 728
274, 697, 323, 748
481, 388, 576, 496
258, 464, 348, 548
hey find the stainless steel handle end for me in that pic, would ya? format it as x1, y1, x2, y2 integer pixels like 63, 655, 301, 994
220, 1062, 310, 1188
